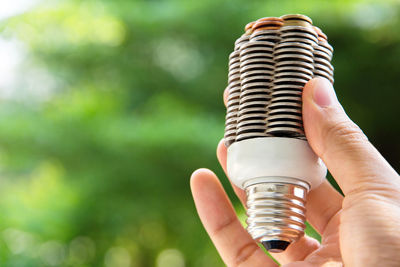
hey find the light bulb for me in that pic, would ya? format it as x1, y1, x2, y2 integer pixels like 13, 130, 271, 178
224, 14, 334, 252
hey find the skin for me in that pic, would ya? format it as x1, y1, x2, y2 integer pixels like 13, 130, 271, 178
190, 78, 400, 267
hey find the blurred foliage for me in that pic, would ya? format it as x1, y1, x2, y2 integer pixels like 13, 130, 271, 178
0, 0, 399, 266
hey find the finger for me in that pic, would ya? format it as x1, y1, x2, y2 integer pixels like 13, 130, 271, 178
223, 87, 229, 107
217, 139, 247, 204
303, 78, 400, 196
306, 180, 342, 234
190, 169, 277, 267
218, 138, 343, 234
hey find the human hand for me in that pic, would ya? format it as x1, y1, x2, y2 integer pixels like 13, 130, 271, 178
190, 78, 400, 266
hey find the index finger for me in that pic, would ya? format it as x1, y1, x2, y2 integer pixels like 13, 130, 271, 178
191, 169, 277, 267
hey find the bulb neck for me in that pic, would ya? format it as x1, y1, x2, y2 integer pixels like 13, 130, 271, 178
245, 180, 308, 252
227, 137, 327, 190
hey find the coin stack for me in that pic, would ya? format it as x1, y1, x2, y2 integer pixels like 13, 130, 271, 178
224, 14, 334, 147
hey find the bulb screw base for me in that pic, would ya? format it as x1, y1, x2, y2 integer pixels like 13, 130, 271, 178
245, 180, 309, 253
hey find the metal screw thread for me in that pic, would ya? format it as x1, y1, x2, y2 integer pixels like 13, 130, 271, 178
245, 181, 308, 249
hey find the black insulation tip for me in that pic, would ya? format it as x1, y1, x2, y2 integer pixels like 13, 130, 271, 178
262, 240, 290, 253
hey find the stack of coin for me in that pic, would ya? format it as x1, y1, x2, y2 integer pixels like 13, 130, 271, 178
224, 22, 253, 146
313, 26, 334, 83
224, 14, 334, 147
236, 18, 282, 142
266, 14, 317, 138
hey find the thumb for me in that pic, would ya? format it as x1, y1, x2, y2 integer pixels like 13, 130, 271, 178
302, 78, 399, 196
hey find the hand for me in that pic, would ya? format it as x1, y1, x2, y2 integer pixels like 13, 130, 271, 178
190, 78, 400, 267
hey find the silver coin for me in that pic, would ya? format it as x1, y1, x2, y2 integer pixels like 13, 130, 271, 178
224, 129, 238, 137
275, 41, 314, 50
274, 71, 313, 80
234, 35, 249, 45
226, 95, 239, 104
241, 88, 271, 97
225, 123, 237, 132
314, 59, 334, 71
226, 111, 239, 120
240, 47, 274, 57
279, 37, 316, 46
237, 113, 267, 121
274, 53, 314, 63
267, 120, 303, 127
313, 49, 332, 61
266, 127, 304, 135
227, 91, 240, 99
240, 63, 274, 72
268, 101, 302, 108
280, 25, 318, 37
274, 48, 314, 59
237, 124, 266, 132
241, 40, 275, 50
318, 41, 333, 53
267, 113, 302, 121
241, 75, 273, 85
227, 97, 240, 106
240, 53, 274, 63
225, 116, 238, 125
267, 107, 302, 115
240, 57, 275, 67
238, 107, 268, 115
273, 77, 309, 85
240, 94, 270, 103
313, 68, 333, 80
229, 60, 240, 70
228, 87, 241, 96
234, 36, 249, 49
314, 43, 333, 56
275, 60, 314, 70
229, 50, 240, 60
241, 81, 271, 90
270, 95, 302, 103
280, 31, 317, 42
227, 105, 239, 113
239, 100, 269, 109
275, 65, 313, 76
240, 69, 274, 78
313, 57, 332, 70
228, 73, 241, 83
226, 112, 238, 121
228, 69, 240, 79
224, 136, 236, 146
229, 79, 241, 88
237, 119, 266, 127
250, 31, 280, 40
271, 90, 302, 97
229, 54, 240, 63
313, 72, 333, 83
271, 83, 304, 91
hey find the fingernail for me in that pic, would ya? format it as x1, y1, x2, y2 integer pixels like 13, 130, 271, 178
312, 78, 336, 107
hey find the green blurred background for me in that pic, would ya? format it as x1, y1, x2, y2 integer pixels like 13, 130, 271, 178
0, 0, 399, 266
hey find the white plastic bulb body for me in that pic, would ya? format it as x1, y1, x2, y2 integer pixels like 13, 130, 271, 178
227, 137, 327, 252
